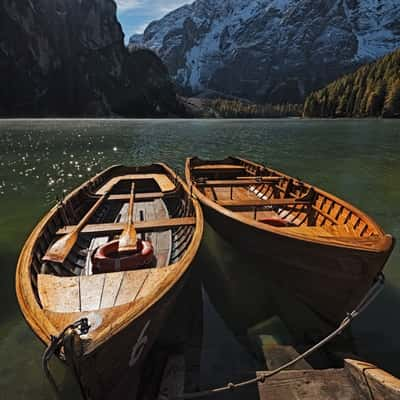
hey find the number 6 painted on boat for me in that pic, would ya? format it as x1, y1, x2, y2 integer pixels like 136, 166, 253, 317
129, 320, 151, 367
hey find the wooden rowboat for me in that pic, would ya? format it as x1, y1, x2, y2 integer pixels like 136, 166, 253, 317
186, 156, 394, 325
16, 163, 203, 399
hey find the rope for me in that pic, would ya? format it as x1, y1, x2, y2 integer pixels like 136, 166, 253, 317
42, 318, 90, 396
173, 273, 385, 399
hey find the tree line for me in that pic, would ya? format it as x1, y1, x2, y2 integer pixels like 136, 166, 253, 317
304, 49, 400, 118
207, 99, 303, 118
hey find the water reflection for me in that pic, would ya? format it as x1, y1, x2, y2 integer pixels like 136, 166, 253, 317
0, 119, 399, 398
199, 224, 355, 373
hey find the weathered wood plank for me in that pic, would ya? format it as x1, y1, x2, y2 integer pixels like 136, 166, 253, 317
156, 249, 170, 268
114, 270, 149, 306
80, 274, 105, 312
38, 274, 80, 312
100, 272, 125, 308
263, 345, 312, 370
256, 369, 362, 400
57, 217, 196, 235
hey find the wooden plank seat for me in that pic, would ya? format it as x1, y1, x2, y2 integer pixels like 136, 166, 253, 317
96, 174, 176, 195
217, 199, 310, 208
107, 192, 165, 201
192, 164, 246, 171
38, 267, 173, 313
56, 217, 196, 235
198, 177, 283, 187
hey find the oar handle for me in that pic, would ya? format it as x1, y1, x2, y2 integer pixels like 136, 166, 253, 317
75, 190, 110, 232
127, 183, 135, 226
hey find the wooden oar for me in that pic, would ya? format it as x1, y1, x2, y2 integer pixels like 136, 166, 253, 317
118, 183, 138, 252
42, 191, 111, 264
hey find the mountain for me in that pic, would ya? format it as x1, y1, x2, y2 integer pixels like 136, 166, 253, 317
130, 0, 400, 103
0, 0, 182, 117
303, 49, 400, 117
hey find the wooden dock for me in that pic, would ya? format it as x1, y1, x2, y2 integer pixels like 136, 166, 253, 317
153, 292, 400, 400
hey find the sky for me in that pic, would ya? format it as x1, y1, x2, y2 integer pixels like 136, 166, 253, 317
115, 0, 191, 41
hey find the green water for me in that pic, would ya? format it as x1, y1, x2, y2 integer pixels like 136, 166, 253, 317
0, 119, 399, 398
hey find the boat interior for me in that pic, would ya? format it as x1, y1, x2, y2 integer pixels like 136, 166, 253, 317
30, 165, 198, 315
189, 157, 381, 239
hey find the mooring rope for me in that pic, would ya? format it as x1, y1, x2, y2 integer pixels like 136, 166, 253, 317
42, 318, 90, 396
174, 273, 385, 399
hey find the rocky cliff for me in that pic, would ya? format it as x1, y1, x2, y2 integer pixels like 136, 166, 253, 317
0, 0, 181, 117
131, 0, 400, 103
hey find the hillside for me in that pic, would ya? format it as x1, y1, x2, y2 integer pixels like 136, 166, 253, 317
304, 49, 400, 118
131, 0, 400, 104
0, 0, 182, 117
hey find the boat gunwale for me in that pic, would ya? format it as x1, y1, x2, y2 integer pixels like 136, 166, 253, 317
16, 163, 204, 354
185, 156, 392, 253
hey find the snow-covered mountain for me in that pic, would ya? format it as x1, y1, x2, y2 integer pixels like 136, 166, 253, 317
130, 0, 400, 102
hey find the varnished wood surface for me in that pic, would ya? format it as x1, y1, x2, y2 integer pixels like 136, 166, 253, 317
108, 192, 164, 201
186, 156, 393, 252
198, 177, 283, 187
96, 174, 176, 195
56, 217, 196, 235
186, 156, 394, 326
16, 162, 203, 364
217, 199, 310, 207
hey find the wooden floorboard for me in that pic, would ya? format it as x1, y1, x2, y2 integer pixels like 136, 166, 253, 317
80, 274, 105, 312
100, 272, 125, 308
38, 274, 80, 313
114, 269, 149, 306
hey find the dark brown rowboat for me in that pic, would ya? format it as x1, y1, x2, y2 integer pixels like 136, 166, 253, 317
16, 163, 203, 399
186, 156, 394, 325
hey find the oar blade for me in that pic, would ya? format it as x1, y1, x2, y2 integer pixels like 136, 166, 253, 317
118, 225, 138, 252
42, 232, 77, 264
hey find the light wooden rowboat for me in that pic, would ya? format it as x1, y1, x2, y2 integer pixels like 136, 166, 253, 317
16, 163, 203, 399
186, 156, 394, 325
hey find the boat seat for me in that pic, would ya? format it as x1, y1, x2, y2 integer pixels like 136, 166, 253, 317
96, 174, 176, 195
192, 164, 246, 173
198, 177, 283, 187
56, 217, 196, 235
37, 268, 173, 313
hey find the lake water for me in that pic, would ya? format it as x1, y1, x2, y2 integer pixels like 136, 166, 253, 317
0, 119, 399, 398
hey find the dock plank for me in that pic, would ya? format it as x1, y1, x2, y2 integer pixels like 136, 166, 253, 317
256, 369, 362, 400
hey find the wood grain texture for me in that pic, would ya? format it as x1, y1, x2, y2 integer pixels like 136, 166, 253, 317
80, 274, 105, 311
56, 217, 196, 235
38, 274, 80, 312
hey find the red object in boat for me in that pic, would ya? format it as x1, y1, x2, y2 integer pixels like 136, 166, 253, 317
93, 239, 154, 273
258, 218, 296, 227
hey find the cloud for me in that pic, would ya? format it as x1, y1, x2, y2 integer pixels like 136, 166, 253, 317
116, 0, 191, 39
116, 0, 190, 14
115, 1, 143, 11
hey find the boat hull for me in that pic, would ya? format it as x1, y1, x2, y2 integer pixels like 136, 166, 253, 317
74, 267, 190, 399
201, 202, 392, 325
